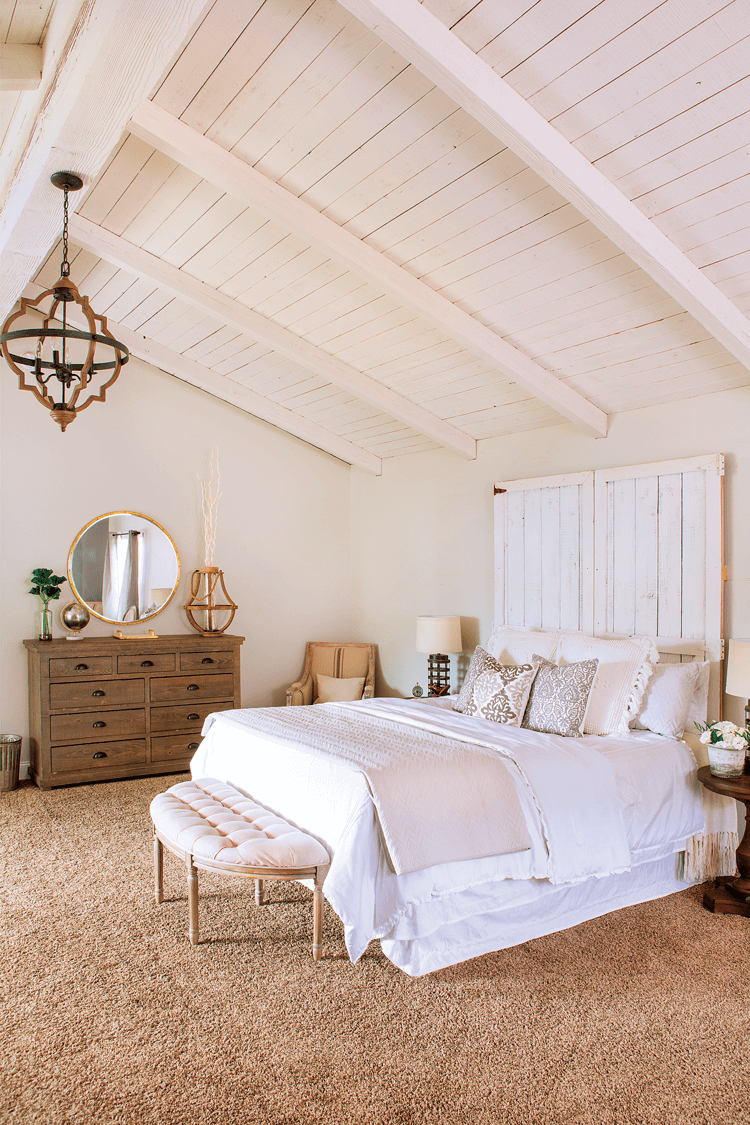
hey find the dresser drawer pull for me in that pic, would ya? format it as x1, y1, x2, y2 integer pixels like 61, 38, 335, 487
141, 660, 154, 667
188, 743, 200, 751
187, 684, 199, 691
187, 713, 200, 721
92, 690, 105, 697
201, 658, 214, 664
93, 721, 106, 729
93, 752, 107, 759
75, 663, 88, 671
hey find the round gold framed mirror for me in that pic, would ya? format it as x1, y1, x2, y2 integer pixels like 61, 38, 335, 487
67, 512, 180, 625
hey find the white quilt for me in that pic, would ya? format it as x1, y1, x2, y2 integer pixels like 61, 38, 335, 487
193, 697, 704, 974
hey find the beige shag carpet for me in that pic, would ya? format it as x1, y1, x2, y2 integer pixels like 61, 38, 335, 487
1, 776, 748, 1125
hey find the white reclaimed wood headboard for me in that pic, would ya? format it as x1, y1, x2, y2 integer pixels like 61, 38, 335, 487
493, 454, 725, 720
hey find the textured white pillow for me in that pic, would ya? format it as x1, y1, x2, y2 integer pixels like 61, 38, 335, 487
314, 673, 365, 704
556, 633, 658, 736
483, 625, 561, 667
686, 661, 711, 727
631, 661, 701, 737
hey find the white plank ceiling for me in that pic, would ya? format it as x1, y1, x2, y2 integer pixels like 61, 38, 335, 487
2, 0, 749, 473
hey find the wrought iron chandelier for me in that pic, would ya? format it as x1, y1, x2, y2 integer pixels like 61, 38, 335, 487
0, 171, 129, 431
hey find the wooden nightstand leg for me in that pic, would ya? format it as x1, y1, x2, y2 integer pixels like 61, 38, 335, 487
187, 857, 199, 945
153, 831, 163, 904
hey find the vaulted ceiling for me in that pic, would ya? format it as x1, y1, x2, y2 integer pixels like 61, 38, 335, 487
2, 0, 749, 474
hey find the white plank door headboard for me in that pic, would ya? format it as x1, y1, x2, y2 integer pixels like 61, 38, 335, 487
494, 454, 725, 718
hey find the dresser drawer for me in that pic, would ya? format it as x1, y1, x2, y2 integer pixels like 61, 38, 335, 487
179, 649, 235, 672
49, 656, 113, 679
151, 732, 203, 763
50, 679, 145, 711
50, 708, 146, 743
117, 653, 175, 674
150, 700, 234, 733
52, 739, 147, 773
149, 674, 234, 705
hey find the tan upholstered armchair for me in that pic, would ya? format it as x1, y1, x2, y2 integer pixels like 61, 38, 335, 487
286, 642, 376, 706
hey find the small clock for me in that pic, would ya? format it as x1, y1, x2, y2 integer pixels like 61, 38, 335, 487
411, 682, 424, 698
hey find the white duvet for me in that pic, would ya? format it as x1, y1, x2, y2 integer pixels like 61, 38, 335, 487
192, 697, 704, 975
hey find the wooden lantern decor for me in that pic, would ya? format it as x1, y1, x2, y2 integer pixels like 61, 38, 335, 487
186, 451, 237, 636
185, 567, 237, 636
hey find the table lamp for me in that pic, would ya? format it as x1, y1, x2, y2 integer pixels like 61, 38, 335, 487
416, 616, 462, 696
725, 637, 750, 744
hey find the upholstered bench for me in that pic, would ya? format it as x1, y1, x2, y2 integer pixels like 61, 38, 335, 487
150, 778, 331, 961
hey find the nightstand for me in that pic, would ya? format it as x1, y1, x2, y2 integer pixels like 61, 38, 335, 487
696, 765, 750, 917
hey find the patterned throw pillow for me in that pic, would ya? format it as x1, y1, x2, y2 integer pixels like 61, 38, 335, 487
453, 646, 501, 714
522, 655, 599, 738
470, 665, 539, 725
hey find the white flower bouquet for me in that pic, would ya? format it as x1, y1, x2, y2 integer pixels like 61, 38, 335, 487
696, 719, 750, 749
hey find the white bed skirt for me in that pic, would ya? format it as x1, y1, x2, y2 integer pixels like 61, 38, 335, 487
377, 853, 691, 976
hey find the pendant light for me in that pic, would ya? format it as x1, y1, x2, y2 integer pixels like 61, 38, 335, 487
0, 171, 129, 431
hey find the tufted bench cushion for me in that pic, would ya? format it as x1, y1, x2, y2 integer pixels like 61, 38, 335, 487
150, 777, 330, 960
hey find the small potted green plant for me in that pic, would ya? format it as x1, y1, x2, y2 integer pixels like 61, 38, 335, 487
29, 567, 67, 641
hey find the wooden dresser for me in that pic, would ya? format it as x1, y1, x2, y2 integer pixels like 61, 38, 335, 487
24, 634, 243, 789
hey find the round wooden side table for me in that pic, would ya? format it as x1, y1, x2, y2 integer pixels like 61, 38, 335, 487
696, 765, 750, 918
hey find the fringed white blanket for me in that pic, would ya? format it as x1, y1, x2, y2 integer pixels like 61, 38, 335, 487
203, 704, 531, 874
679, 731, 739, 882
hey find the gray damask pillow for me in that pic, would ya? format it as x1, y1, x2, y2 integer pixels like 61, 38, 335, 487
470, 665, 538, 725
521, 654, 599, 738
453, 646, 502, 714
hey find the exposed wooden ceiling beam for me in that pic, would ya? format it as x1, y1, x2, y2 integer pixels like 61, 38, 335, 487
22, 281, 381, 474
0, 45, 42, 91
337, 0, 750, 375
0, 0, 211, 321
128, 101, 608, 438
69, 213, 475, 459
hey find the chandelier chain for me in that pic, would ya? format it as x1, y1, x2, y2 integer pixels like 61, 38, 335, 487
61, 186, 70, 277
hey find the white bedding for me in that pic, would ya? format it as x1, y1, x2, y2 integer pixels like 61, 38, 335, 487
192, 697, 705, 976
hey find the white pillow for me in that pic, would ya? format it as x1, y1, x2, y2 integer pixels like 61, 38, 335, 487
483, 625, 561, 667
555, 633, 658, 736
631, 661, 701, 737
686, 661, 710, 727
314, 673, 365, 704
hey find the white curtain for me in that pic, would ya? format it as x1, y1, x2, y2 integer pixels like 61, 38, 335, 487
102, 531, 141, 620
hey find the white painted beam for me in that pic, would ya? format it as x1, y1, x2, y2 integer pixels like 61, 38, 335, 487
0, 45, 43, 91
337, 0, 750, 375
128, 101, 608, 438
22, 282, 381, 474
68, 214, 474, 458
0, 0, 211, 320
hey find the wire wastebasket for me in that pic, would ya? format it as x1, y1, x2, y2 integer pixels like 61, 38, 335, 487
0, 736, 22, 792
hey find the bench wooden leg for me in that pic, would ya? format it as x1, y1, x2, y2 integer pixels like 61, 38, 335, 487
154, 831, 163, 905
187, 856, 199, 946
312, 873, 324, 963
255, 878, 265, 906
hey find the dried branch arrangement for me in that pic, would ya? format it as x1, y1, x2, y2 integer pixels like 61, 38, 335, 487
198, 450, 222, 568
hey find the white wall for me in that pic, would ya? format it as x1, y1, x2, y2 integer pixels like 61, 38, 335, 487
350, 387, 750, 716
1, 356, 353, 775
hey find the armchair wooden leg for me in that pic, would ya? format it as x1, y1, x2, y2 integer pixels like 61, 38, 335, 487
154, 831, 163, 904
187, 856, 199, 946
254, 878, 265, 905
312, 874, 324, 963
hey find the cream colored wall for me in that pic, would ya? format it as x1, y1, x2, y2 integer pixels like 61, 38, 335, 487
350, 387, 750, 723
1, 356, 353, 777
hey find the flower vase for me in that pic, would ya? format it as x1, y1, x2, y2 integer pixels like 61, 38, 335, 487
707, 743, 747, 778
39, 608, 53, 642
184, 567, 237, 636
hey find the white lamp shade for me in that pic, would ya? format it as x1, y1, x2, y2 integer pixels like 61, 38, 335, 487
416, 616, 462, 654
725, 639, 750, 697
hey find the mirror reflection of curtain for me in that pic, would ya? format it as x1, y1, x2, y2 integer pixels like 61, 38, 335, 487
102, 531, 141, 620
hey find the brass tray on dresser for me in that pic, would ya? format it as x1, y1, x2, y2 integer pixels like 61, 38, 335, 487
24, 634, 243, 789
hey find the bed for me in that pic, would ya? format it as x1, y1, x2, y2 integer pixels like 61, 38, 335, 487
190, 454, 739, 976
